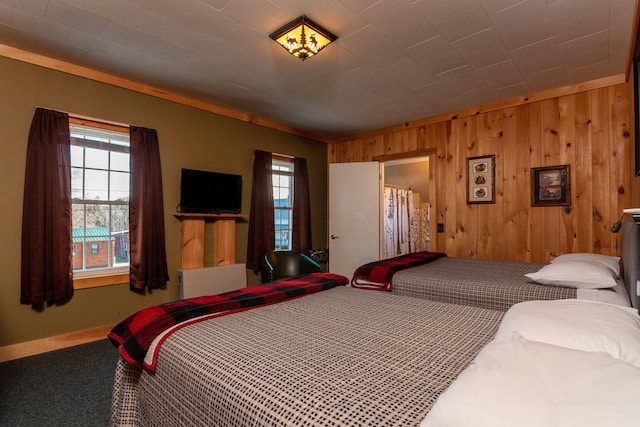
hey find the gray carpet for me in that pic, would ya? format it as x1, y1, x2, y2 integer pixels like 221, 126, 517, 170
0, 339, 118, 427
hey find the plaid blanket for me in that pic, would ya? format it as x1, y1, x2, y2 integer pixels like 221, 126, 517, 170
108, 272, 349, 369
351, 251, 447, 291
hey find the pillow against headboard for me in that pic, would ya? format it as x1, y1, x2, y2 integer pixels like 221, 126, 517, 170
524, 261, 618, 289
550, 253, 620, 278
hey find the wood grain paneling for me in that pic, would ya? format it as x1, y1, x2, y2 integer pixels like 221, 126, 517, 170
329, 82, 633, 263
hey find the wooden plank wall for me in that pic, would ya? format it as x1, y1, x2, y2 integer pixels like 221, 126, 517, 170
328, 82, 633, 264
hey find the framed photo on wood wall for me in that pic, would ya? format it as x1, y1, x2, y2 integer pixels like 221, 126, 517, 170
466, 155, 495, 204
531, 165, 571, 206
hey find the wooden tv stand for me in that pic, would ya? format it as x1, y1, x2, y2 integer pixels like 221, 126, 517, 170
174, 213, 248, 269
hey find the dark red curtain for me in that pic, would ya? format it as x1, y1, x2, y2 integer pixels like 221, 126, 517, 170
292, 157, 312, 253
129, 126, 169, 292
246, 150, 274, 271
21, 108, 73, 305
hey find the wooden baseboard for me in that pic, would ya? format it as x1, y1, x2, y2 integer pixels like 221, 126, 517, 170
0, 324, 115, 363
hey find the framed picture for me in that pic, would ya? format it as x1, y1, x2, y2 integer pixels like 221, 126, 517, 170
531, 165, 571, 206
466, 155, 495, 204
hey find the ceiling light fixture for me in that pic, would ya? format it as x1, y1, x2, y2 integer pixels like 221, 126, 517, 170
269, 15, 337, 61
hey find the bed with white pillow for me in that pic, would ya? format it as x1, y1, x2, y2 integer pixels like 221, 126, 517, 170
389, 252, 629, 310
390, 215, 640, 310
421, 298, 640, 427
423, 218, 640, 426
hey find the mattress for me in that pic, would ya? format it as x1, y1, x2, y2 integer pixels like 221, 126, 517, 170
111, 286, 504, 426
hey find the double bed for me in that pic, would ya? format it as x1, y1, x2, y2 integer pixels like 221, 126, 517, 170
111, 283, 503, 426
389, 256, 630, 310
109, 215, 640, 426
352, 218, 637, 311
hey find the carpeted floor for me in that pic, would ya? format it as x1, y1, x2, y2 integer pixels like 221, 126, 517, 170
0, 339, 118, 427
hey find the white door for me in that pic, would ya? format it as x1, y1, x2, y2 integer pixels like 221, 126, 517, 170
329, 162, 381, 279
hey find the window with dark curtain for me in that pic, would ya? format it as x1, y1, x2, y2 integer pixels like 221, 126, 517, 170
129, 126, 169, 292
21, 108, 73, 305
292, 157, 312, 253
246, 150, 275, 271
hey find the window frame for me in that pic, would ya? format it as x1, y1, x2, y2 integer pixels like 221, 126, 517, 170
68, 116, 130, 289
272, 156, 294, 250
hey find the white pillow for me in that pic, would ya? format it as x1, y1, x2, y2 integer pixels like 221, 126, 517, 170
525, 261, 618, 289
421, 334, 640, 427
551, 253, 620, 278
495, 299, 640, 367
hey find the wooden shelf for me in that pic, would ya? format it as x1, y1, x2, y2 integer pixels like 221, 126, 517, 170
174, 213, 248, 269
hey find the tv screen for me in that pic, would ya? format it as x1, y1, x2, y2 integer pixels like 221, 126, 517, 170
179, 168, 242, 214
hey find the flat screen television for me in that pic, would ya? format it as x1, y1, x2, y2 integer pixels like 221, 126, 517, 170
179, 168, 242, 214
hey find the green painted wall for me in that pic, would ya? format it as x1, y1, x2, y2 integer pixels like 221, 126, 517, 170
0, 56, 328, 347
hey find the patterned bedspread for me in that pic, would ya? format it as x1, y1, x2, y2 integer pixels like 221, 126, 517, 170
111, 286, 504, 426
108, 272, 348, 369
392, 257, 577, 311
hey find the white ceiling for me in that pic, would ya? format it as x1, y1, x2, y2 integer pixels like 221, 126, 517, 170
0, 0, 636, 139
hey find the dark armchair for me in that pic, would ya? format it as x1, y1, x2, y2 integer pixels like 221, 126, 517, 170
261, 250, 324, 283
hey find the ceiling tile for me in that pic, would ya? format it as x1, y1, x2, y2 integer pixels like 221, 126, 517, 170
99, 21, 155, 52
436, 65, 487, 94
414, 0, 493, 42
567, 60, 609, 84
340, 25, 408, 68
450, 27, 510, 69
475, 59, 525, 89
200, 0, 234, 11
45, 0, 108, 36
360, 1, 439, 49
223, 0, 288, 33
488, 0, 555, 50
339, 0, 383, 14
405, 36, 466, 75
83, 0, 148, 28
558, 30, 609, 70
66, 28, 120, 55
10, 5, 71, 43
510, 37, 562, 75
382, 58, 439, 90
478, 0, 526, 15
547, 0, 609, 43
525, 66, 568, 91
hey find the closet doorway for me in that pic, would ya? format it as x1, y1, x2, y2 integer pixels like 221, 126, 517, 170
382, 156, 431, 258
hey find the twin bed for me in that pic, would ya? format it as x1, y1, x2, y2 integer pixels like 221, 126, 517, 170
109, 215, 640, 426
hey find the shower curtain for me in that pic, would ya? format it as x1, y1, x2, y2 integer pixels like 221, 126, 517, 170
383, 186, 430, 258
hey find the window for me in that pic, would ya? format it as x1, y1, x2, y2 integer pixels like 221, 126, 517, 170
70, 123, 130, 278
272, 158, 294, 250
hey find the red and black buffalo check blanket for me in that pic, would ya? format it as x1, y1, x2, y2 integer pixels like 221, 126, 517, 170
351, 251, 447, 291
108, 272, 349, 368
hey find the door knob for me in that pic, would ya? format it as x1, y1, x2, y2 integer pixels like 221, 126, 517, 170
330, 234, 339, 239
